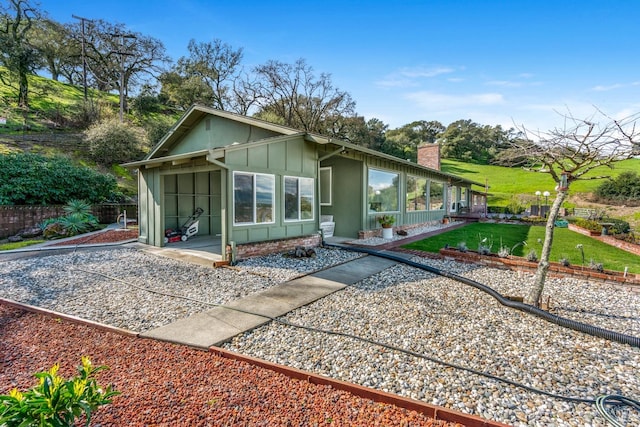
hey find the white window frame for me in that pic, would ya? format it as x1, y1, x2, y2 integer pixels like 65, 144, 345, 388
406, 175, 428, 212
284, 175, 315, 222
233, 171, 275, 226
319, 167, 332, 206
367, 167, 400, 213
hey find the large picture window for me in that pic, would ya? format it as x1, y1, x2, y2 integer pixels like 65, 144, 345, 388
430, 181, 444, 210
233, 172, 275, 225
406, 176, 427, 211
368, 168, 399, 212
284, 176, 314, 221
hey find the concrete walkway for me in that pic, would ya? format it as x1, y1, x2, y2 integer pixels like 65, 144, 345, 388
141, 255, 397, 349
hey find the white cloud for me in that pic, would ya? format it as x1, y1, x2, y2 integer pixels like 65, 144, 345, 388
375, 66, 457, 88
405, 91, 505, 109
398, 66, 455, 78
592, 83, 624, 91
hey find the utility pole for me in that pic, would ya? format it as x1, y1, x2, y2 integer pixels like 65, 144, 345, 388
71, 14, 93, 102
109, 33, 136, 122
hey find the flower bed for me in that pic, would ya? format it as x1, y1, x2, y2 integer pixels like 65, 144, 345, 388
438, 248, 640, 286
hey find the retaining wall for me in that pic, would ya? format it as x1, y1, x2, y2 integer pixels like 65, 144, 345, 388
0, 204, 138, 239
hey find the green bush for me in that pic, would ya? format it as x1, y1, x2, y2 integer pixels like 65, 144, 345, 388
0, 153, 117, 205
40, 200, 100, 239
0, 357, 119, 426
607, 218, 631, 235
594, 171, 640, 202
85, 119, 149, 166
574, 218, 602, 233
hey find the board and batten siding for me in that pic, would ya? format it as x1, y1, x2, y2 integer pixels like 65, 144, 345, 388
225, 136, 319, 245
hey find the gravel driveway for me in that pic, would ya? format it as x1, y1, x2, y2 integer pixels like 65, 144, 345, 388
1, 245, 639, 426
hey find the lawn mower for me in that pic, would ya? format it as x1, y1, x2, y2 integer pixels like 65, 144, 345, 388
164, 207, 204, 243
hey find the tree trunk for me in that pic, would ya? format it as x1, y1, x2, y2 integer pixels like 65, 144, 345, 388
524, 190, 567, 306
18, 72, 29, 108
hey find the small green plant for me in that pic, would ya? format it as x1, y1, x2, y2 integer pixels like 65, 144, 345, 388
497, 246, 510, 258
63, 199, 93, 217
589, 259, 604, 272
456, 241, 468, 252
477, 235, 493, 255
526, 249, 538, 262
576, 244, 585, 266
376, 215, 395, 228
0, 357, 119, 426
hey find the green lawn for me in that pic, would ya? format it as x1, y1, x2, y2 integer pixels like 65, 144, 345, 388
402, 222, 640, 273
441, 158, 640, 207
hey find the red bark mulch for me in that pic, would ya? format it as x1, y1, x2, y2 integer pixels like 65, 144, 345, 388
0, 304, 462, 426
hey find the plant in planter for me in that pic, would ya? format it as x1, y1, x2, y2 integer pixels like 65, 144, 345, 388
377, 215, 395, 228
377, 215, 395, 239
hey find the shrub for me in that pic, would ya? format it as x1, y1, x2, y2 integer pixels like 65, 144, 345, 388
594, 171, 640, 203
0, 153, 117, 205
85, 119, 149, 166
0, 357, 119, 426
526, 249, 538, 262
608, 218, 631, 235
39, 200, 100, 239
574, 218, 601, 233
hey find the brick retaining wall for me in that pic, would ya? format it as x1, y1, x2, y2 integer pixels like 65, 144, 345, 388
236, 234, 322, 260
436, 248, 640, 287
358, 220, 442, 239
0, 204, 138, 239
569, 223, 640, 256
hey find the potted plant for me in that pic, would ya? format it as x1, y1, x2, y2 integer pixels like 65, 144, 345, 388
377, 215, 395, 239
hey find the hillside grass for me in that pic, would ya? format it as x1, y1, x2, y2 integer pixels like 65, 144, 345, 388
403, 222, 640, 273
0, 68, 119, 133
441, 158, 640, 207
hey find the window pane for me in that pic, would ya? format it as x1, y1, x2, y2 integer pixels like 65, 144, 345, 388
430, 181, 444, 210
256, 174, 274, 223
320, 167, 332, 205
284, 177, 298, 220
368, 169, 399, 212
234, 173, 253, 223
300, 178, 314, 220
406, 176, 427, 211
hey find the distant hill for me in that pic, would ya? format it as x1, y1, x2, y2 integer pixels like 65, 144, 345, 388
441, 158, 640, 227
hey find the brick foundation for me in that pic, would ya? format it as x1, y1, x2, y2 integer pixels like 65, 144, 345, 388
358, 220, 441, 240
235, 234, 322, 260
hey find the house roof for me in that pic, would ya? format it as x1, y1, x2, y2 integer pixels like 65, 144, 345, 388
124, 105, 485, 188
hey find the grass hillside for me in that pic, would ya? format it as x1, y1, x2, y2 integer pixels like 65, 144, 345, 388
0, 67, 119, 134
441, 158, 640, 227
442, 158, 640, 203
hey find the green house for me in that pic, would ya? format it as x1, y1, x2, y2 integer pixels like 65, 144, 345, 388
124, 106, 483, 260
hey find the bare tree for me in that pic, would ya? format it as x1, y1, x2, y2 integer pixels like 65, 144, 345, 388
253, 58, 356, 136
509, 110, 640, 306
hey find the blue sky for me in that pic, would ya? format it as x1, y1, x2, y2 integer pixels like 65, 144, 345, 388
38, 0, 640, 132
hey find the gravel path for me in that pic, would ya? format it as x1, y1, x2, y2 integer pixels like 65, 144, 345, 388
1, 245, 639, 426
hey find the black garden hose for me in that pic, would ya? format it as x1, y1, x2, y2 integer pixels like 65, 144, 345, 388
331, 243, 640, 349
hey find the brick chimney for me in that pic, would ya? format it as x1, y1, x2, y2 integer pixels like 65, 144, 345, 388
417, 144, 440, 170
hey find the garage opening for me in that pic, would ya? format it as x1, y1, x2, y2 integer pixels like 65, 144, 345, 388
163, 170, 222, 253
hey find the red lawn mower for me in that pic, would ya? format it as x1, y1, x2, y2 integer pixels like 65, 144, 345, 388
164, 207, 204, 244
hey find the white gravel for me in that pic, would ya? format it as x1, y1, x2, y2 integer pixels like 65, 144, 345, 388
1, 245, 639, 427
